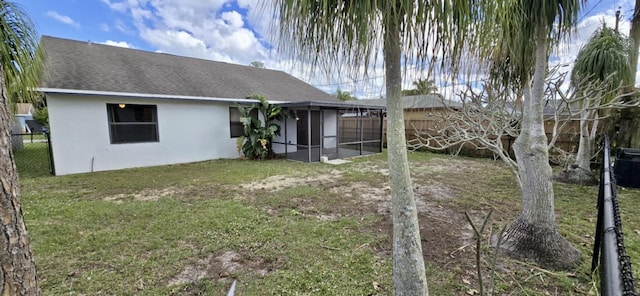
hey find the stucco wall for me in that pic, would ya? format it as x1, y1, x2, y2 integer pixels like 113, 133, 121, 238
47, 94, 242, 175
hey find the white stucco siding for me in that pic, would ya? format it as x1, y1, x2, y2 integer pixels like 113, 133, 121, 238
47, 94, 240, 175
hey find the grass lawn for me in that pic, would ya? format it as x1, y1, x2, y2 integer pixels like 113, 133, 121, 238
19, 151, 640, 295
14, 142, 51, 178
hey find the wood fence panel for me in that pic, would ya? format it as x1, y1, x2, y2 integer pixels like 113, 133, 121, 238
340, 117, 583, 158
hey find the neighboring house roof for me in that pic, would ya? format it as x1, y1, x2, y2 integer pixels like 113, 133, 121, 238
14, 103, 33, 116
38, 36, 338, 103
357, 94, 462, 109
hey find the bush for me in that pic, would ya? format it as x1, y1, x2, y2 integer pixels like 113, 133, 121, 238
237, 94, 285, 160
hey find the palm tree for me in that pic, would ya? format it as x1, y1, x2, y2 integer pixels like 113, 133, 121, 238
249, 61, 265, 68
335, 89, 356, 101
402, 79, 438, 96
557, 24, 632, 184
273, 1, 477, 294
485, 0, 583, 269
0, 1, 44, 294
412, 79, 437, 95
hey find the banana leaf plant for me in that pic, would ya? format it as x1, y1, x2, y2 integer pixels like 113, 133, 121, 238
236, 94, 285, 159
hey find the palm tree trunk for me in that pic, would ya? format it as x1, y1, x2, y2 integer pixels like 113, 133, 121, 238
502, 28, 581, 270
620, 0, 640, 148
0, 65, 40, 295
384, 11, 428, 296
574, 97, 593, 171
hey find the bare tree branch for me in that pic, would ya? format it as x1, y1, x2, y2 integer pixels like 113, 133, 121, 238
407, 79, 523, 189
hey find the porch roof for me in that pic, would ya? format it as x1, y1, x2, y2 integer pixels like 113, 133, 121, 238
276, 101, 386, 110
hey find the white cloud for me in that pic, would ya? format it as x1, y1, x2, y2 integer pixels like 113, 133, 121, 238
101, 40, 135, 48
103, 0, 271, 66
100, 23, 110, 32
45, 11, 80, 28
101, 0, 128, 13
114, 19, 135, 35
221, 11, 244, 28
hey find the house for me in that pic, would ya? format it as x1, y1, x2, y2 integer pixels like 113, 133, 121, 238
12, 103, 34, 133
359, 94, 462, 118
357, 94, 462, 144
39, 36, 384, 175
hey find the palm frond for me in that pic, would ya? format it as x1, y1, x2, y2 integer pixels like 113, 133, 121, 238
273, 0, 482, 78
572, 24, 631, 83
0, 1, 44, 110
486, 0, 585, 86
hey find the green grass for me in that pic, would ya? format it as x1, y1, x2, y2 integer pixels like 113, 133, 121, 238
14, 142, 51, 178
18, 151, 640, 295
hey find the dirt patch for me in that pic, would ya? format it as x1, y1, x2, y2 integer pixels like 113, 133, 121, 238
240, 170, 343, 192
329, 181, 390, 215
168, 251, 269, 286
351, 163, 390, 176
104, 187, 184, 203
414, 181, 456, 200
332, 180, 457, 217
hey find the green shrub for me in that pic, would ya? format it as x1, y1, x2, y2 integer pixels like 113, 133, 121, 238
237, 94, 285, 160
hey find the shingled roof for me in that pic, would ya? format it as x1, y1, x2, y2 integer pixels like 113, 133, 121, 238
39, 36, 338, 103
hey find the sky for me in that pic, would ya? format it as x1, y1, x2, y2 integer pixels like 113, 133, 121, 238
14, 0, 639, 99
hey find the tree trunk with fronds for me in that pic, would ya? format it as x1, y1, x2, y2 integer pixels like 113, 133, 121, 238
501, 29, 581, 270
0, 64, 40, 295
384, 11, 429, 296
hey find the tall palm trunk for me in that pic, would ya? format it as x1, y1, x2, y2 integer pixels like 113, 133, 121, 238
384, 12, 429, 296
502, 28, 581, 270
621, 0, 640, 148
574, 104, 598, 172
0, 65, 40, 295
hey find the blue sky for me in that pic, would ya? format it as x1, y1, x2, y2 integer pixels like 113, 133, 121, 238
14, 0, 638, 98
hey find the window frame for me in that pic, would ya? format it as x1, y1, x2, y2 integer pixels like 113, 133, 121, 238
229, 106, 258, 138
107, 103, 159, 144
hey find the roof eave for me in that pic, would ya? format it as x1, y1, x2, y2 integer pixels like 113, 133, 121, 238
37, 88, 263, 103
276, 101, 386, 110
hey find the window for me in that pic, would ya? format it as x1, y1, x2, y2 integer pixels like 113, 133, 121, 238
107, 103, 159, 144
229, 107, 258, 138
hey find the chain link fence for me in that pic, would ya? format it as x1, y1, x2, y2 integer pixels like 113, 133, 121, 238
592, 137, 636, 296
11, 132, 53, 178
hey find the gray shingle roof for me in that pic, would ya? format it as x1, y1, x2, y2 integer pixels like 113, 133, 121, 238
358, 94, 462, 109
39, 36, 338, 103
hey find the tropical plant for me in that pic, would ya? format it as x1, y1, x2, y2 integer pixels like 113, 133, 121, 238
482, 0, 584, 269
0, 0, 43, 294
335, 89, 356, 101
273, 1, 479, 294
237, 94, 284, 160
33, 106, 48, 126
556, 24, 632, 184
403, 78, 438, 96
249, 61, 265, 68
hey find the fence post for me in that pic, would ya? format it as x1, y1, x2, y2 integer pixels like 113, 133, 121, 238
44, 130, 55, 175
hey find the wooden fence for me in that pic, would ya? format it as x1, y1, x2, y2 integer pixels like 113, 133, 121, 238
340, 117, 582, 158
338, 117, 382, 143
